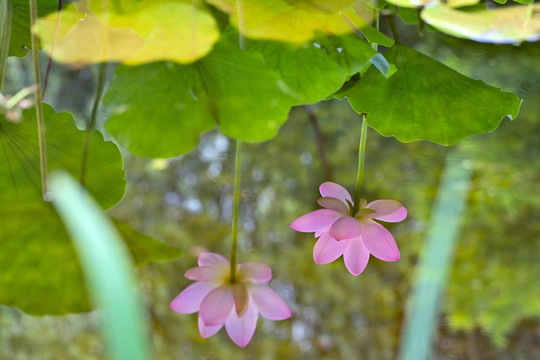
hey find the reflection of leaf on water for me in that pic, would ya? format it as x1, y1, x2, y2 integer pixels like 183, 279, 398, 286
422, 3, 540, 44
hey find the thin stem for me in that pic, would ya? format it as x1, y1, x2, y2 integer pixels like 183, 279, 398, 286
29, 0, 48, 197
0, 0, 12, 89
372, 8, 379, 51
81, 62, 107, 186
229, 140, 242, 283
352, 9, 379, 210
4, 84, 36, 109
235, 0, 246, 50
387, 13, 402, 45
353, 116, 367, 211
42, 0, 64, 98
228, 0, 245, 282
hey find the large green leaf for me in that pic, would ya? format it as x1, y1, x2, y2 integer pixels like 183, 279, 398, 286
0, 103, 125, 206
104, 40, 295, 158
333, 34, 395, 77
0, 0, 11, 86
223, 27, 391, 104
341, 45, 522, 145
9, 0, 58, 57
244, 39, 348, 104
0, 104, 180, 314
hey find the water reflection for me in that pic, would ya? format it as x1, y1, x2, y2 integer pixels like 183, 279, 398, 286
2, 27, 540, 360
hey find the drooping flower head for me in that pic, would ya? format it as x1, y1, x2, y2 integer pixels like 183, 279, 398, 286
170, 252, 291, 347
291, 182, 407, 276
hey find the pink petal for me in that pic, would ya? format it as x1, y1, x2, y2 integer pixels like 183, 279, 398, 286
361, 221, 400, 261
313, 232, 348, 264
200, 285, 235, 326
328, 216, 362, 241
290, 209, 342, 234
314, 226, 331, 238
185, 266, 225, 281
317, 197, 350, 215
248, 284, 292, 320
169, 282, 216, 314
198, 252, 229, 267
319, 182, 353, 204
225, 303, 259, 348
343, 237, 370, 276
198, 315, 223, 338
238, 261, 272, 283
366, 200, 407, 222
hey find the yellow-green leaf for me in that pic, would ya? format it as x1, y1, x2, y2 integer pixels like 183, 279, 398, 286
35, 0, 219, 66
421, 3, 540, 44
282, 0, 360, 14
209, 0, 375, 43
385, 0, 479, 9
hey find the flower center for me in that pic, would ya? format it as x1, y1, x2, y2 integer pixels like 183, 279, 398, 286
353, 199, 376, 220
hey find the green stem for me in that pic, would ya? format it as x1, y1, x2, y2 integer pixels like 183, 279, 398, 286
42, 0, 64, 98
372, 8, 379, 51
29, 0, 48, 197
387, 13, 402, 45
4, 84, 36, 109
81, 62, 107, 187
235, 0, 246, 50
352, 9, 379, 211
353, 116, 367, 212
0, 0, 12, 89
229, 140, 242, 283
229, 0, 246, 283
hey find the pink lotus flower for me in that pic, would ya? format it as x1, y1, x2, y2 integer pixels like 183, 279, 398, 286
290, 182, 407, 276
170, 252, 291, 347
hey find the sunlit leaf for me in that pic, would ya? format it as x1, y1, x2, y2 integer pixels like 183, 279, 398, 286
340, 45, 522, 145
385, 0, 479, 8
9, 0, 58, 57
0, 104, 179, 314
209, 0, 383, 43
104, 40, 295, 158
35, 0, 220, 66
493, 0, 534, 4
282, 0, 360, 14
421, 3, 540, 44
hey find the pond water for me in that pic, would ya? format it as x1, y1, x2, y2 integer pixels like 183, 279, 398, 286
2, 21, 540, 360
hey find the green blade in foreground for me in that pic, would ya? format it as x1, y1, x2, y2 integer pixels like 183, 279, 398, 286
49, 171, 152, 360
398, 153, 472, 360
